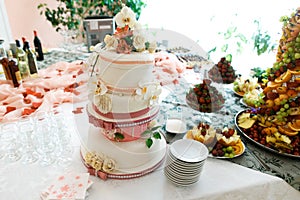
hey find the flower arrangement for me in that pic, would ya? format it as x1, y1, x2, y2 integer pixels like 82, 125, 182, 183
104, 4, 156, 54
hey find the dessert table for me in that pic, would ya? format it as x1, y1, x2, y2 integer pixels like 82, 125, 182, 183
0, 102, 299, 200
0, 48, 300, 199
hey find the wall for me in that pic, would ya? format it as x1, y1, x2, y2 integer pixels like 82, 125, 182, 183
0, 0, 13, 49
4, 0, 63, 50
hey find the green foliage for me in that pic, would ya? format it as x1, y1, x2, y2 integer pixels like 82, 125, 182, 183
251, 67, 268, 83
142, 126, 161, 148
114, 132, 125, 141
38, 0, 146, 32
252, 20, 276, 56
207, 17, 276, 60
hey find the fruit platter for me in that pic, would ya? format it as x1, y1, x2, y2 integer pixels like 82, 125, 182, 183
235, 109, 300, 158
185, 122, 245, 158
233, 76, 261, 97
233, 9, 300, 158
186, 79, 225, 113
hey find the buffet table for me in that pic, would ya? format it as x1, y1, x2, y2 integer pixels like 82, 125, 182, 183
0, 49, 300, 199
0, 103, 299, 200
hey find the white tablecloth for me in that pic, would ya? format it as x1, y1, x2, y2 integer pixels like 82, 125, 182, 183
0, 103, 299, 200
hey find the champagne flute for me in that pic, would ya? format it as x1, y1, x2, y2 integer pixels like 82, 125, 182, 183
34, 111, 56, 166
1, 122, 22, 162
18, 116, 39, 164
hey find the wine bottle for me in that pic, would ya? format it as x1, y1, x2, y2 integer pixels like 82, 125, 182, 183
22, 37, 27, 52
23, 41, 38, 77
0, 57, 12, 80
16, 40, 30, 79
8, 59, 22, 87
33, 30, 44, 61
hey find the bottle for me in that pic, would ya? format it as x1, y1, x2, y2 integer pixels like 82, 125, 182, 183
22, 37, 27, 52
16, 40, 30, 79
33, 30, 44, 61
8, 59, 22, 87
23, 41, 38, 77
0, 57, 12, 80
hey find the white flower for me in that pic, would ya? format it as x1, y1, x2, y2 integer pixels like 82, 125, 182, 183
104, 35, 118, 49
148, 41, 157, 53
102, 158, 116, 172
115, 6, 136, 28
136, 83, 161, 105
133, 34, 146, 51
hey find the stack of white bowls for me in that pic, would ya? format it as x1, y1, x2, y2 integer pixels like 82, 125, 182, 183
164, 139, 209, 186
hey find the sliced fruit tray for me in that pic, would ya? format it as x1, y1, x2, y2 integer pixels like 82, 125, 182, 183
235, 110, 300, 159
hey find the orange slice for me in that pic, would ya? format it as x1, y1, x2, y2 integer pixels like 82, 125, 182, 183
232, 140, 244, 155
278, 125, 298, 136
290, 66, 300, 75
274, 70, 292, 83
288, 121, 300, 131
263, 81, 281, 93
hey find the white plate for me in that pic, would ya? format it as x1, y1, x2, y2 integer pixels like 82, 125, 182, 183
170, 139, 208, 163
165, 171, 200, 186
232, 89, 244, 97
165, 118, 187, 134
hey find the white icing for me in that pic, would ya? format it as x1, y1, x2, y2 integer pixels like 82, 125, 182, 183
95, 50, 155, 88
83, 125, 166, 172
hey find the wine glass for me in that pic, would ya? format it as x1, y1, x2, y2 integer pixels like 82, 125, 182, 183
50, 107, 74, 167
18, 116, 39, 164
34, 111, 56, 166
1, 122, 22, 162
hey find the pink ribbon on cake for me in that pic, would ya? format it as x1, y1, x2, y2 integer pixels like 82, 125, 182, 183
92, 104, 149, 119
99, 55, 154, 65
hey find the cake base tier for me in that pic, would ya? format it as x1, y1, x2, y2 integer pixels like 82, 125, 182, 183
81, 149, 165, 180
75, 102, 167, 180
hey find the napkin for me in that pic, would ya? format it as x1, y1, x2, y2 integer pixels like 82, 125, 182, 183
40, 173, 93, 200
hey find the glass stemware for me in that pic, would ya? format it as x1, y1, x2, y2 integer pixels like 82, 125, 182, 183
34, 111, 56, 166
18, 116, 39, 164
1, 122, 22, 162
50, 107, 74, 167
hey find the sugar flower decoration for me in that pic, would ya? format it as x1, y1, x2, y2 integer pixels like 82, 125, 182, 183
115, 5, 136, 28
103, 5, 156, 54
133, 34, 146, 52
104, 35, 118, 49
136, 83, 162, 105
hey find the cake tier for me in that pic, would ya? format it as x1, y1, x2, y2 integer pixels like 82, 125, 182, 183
87, 103, 160, 141
92, 92, 151, 114
81, 125, 167, 175
96, 50, 155, 88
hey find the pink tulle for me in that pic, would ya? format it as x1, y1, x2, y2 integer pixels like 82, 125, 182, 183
153, 51, 186, 85
0, 61, 88, 122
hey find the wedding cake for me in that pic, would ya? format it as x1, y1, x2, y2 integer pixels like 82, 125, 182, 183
81, 5, 166, 179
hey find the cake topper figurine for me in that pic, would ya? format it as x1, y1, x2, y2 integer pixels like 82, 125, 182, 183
103, 4, 156, 54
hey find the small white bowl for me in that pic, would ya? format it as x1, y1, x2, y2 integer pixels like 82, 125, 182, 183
166, 118, 187, 134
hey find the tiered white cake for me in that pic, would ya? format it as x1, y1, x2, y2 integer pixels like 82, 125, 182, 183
81, 5, 166, 179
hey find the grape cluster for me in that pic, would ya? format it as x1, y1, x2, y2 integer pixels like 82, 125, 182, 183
211, 142, 235, 158
186, 79, 225, 112
208, 57, 237, 84
267, 33, 300, 81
